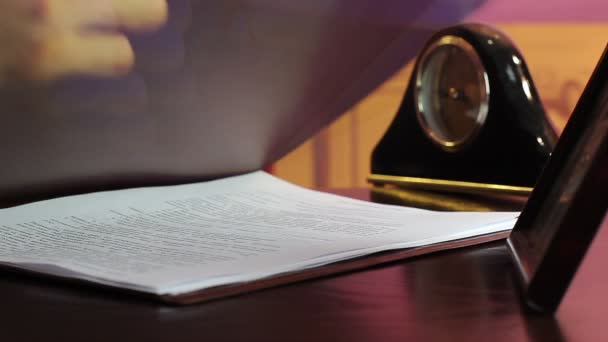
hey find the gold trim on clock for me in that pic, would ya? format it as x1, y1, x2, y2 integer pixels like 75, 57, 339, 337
368, 173, 533, 196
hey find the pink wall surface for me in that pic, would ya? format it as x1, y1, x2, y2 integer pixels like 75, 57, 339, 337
470, 0, 608, 22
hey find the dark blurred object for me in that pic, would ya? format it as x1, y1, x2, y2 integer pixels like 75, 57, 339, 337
508, 44, 608, 313
0, 0, 487, 207
370, 23, 557, 197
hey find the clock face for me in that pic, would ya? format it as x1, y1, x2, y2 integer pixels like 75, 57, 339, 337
414, 35, 490, 151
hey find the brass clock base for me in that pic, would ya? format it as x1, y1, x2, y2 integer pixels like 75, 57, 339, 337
369, 185, 527, 212
368, 173, 533, 197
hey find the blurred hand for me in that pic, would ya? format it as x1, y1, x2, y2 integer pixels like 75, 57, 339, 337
0, 0, 168, 83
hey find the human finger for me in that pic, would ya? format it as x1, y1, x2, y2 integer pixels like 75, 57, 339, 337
40, 0, 168, 32
111, 0, 168, 32
28, 31, 135, 81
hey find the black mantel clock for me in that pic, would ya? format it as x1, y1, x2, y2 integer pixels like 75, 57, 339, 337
370, 23, 557, 196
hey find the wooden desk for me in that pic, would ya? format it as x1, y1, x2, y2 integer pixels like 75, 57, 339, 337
2, 189, 607, 341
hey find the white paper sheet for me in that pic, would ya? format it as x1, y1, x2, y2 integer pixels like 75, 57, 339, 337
0, 171, 518, 295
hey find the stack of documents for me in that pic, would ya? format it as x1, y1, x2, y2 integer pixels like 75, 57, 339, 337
0, 172, 518, 304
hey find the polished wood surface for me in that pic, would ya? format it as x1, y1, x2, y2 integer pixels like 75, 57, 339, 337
2, 189, 607, 342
